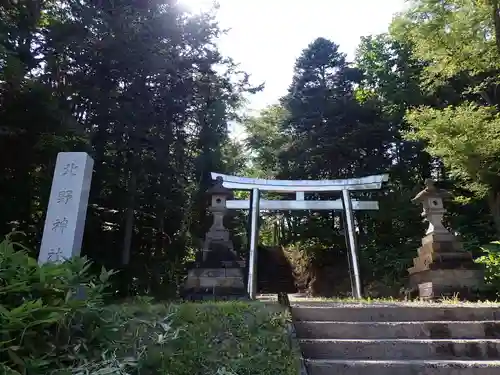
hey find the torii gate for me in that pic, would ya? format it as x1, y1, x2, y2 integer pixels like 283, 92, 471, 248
211, 172, 389, 299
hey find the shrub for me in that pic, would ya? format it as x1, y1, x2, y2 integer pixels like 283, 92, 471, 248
0, 233, 123, 374
0, 234, 300, 375
475, 240, 500, 297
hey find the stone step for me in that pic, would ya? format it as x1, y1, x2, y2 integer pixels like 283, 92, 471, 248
292, 304, 500, 322
259, 280, 294, 284
299, 339, 500, 360
295, 321, 500, 339
305, 359, 500, 375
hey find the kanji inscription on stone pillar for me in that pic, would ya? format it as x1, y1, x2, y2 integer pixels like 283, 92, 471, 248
38, 152, 94, 264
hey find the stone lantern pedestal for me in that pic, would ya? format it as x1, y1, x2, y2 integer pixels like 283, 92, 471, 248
182, 177, 247, 300
408, 179, 483, 300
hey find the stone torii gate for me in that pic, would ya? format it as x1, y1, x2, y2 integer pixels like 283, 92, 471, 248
211, 172, 389, 299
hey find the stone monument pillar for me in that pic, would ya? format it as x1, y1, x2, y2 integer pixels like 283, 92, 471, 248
408, 179, 483, 299
39, 152, 94, 265
182, 177, 247, 300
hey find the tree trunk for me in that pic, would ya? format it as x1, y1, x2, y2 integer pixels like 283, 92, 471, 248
487, 190, 500, 237
490, 0, 500, 55
284, 214, 294, 242
122, 161, 138, 265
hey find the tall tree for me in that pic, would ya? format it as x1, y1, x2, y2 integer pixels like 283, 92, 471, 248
0, 0, 253, 297
392, 0, 500, 236
281, 37, 389, 180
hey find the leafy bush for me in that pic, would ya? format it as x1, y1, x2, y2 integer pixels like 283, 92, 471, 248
0, 234, 300, 375
0, 234, 127, 374
475, 241, 500, 296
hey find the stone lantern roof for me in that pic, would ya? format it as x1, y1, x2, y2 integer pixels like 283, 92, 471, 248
206, 176, 233, 198
411, 179, 451, 203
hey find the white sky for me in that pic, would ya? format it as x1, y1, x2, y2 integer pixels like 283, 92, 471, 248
180, 0, 407, 138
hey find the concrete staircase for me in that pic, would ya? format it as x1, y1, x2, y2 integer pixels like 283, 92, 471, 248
292, 302, 500, 374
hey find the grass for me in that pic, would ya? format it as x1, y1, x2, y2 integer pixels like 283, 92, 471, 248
71, 299, 301, 375
257, 294, 500, 305
258, 294, 500, 306
164, 301, 299, 375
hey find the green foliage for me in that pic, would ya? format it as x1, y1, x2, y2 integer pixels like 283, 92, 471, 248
392, 0, 500, 237
0, 234, 120, 374
391, 0, 500, 83
279, 37, 389, 179
155, 302, 299, 375
404, 103, 500, 196
0, 235, 299, 374
243, 105, 290, 178
356, 34, 425, 109
475, 241, 500, 294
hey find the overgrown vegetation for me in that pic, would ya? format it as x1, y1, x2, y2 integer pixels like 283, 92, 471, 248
0, 236, 299, 375
476, 241, 500, 297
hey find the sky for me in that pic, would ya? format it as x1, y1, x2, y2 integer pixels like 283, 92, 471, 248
179, 0, 408, 138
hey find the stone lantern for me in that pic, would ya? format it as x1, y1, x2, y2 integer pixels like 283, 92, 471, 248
202, 176, 235, 261
412, 179, 451, 235
408, 179, 483, 300
182, 176, 247, 301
